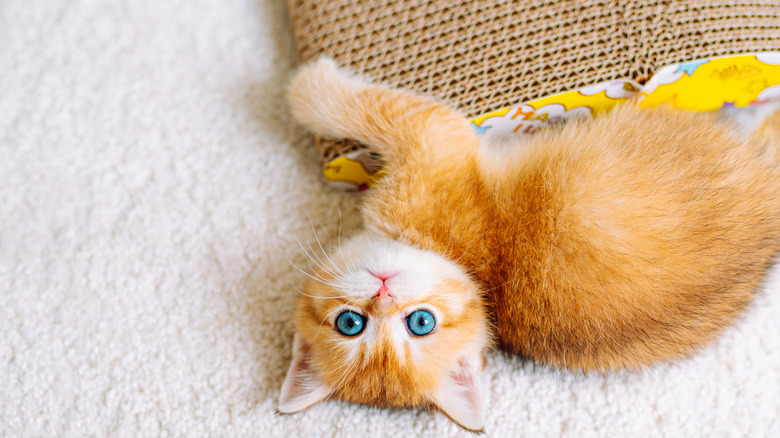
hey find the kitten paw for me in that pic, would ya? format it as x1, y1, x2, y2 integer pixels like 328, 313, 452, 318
287, 57, 369, 136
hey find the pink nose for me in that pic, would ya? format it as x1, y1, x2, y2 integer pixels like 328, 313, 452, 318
370, 272, 397, 301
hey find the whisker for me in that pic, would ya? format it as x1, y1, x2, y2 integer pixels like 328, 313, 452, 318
482, 279, 512, 293
305, 214, 349, 282
284, 255, 343, 289
443, 217, 455, 258
454, 240, 474, 265
295, 219, 348, 284
292, 230, 344, 283
336, 205, 346, 262
290, 230, 321, 268
301, 227, 332, 271
316, 222, 348, 284
296, 290, 353, 300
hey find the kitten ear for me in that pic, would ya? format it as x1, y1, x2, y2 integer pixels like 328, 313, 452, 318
277, 334, 332, 414
431, 354, 485, 432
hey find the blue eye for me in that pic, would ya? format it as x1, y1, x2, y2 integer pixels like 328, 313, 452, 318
406, 310, 436, 336
335, 311, 366, 337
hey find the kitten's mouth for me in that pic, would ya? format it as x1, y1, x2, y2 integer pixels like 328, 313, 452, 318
369, 271, 397, 282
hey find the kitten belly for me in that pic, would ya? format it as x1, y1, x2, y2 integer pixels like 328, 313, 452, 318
490, 107, 780, 370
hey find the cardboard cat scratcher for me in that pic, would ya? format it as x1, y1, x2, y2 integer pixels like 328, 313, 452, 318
286, 0, 780, 190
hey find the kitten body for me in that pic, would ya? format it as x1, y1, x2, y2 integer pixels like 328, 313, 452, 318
279, 59, 780, 430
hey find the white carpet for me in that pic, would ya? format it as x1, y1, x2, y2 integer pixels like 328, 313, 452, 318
2, 1, 779, 436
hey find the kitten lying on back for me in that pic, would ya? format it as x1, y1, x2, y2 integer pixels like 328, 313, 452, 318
278, 58, 780, 430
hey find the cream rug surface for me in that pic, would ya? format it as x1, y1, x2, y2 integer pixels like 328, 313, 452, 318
2, 1, 779, 436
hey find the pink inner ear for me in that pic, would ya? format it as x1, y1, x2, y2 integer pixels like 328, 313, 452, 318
450, 359, 482, 408
431, 355, 485, 431
277, 335, 332, 414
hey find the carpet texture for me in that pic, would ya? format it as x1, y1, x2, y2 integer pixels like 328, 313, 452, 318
1, 1, 779, 436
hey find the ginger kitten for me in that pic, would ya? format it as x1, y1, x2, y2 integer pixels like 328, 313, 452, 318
278, 58, 780, 430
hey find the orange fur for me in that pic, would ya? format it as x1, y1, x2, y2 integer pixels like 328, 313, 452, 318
280, 58, 780, 429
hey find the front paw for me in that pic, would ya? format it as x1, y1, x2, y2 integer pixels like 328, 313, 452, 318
287, 57, 367, 136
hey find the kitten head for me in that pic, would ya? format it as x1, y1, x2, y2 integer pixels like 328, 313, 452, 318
278, 231, 490, 430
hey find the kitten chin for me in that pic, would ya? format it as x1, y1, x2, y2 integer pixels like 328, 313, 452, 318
279, 230, 491, 431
